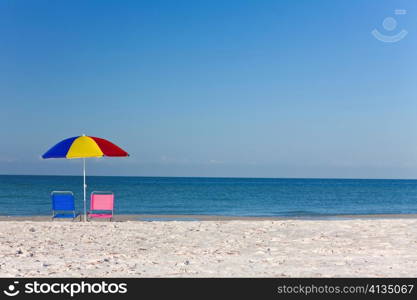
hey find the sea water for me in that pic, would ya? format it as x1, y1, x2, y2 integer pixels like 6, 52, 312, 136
0, 175, 417, 217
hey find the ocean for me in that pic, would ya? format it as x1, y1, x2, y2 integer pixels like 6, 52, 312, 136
0, 175, 417, 217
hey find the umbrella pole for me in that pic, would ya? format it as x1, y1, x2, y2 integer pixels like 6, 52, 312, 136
83, 158, 87, 222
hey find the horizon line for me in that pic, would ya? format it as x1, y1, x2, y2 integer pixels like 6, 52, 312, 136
0, 174, 416, 181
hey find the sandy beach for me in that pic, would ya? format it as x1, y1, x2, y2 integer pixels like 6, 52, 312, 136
0, 217, 417, 277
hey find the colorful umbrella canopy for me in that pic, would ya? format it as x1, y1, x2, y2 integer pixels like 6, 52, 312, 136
42, 135, 129, 221
42, 136, 128, 159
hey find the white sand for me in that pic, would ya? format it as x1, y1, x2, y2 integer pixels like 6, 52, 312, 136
1, 219, 417, 277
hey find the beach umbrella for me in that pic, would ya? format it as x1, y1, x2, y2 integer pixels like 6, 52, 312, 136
42, 135, 129, 221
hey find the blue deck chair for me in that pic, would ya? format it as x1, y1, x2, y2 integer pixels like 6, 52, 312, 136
51, 191, 80, 221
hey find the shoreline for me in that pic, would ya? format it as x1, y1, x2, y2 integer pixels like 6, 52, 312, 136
1, 213, 417, 222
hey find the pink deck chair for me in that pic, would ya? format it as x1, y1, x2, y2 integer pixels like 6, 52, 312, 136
87, 191, 114, 221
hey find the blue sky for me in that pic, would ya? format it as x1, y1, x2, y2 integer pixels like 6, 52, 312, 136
1, 0, 417, 178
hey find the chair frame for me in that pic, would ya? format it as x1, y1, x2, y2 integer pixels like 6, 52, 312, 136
51, 191, 80, 221
87, 191, 114, 221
